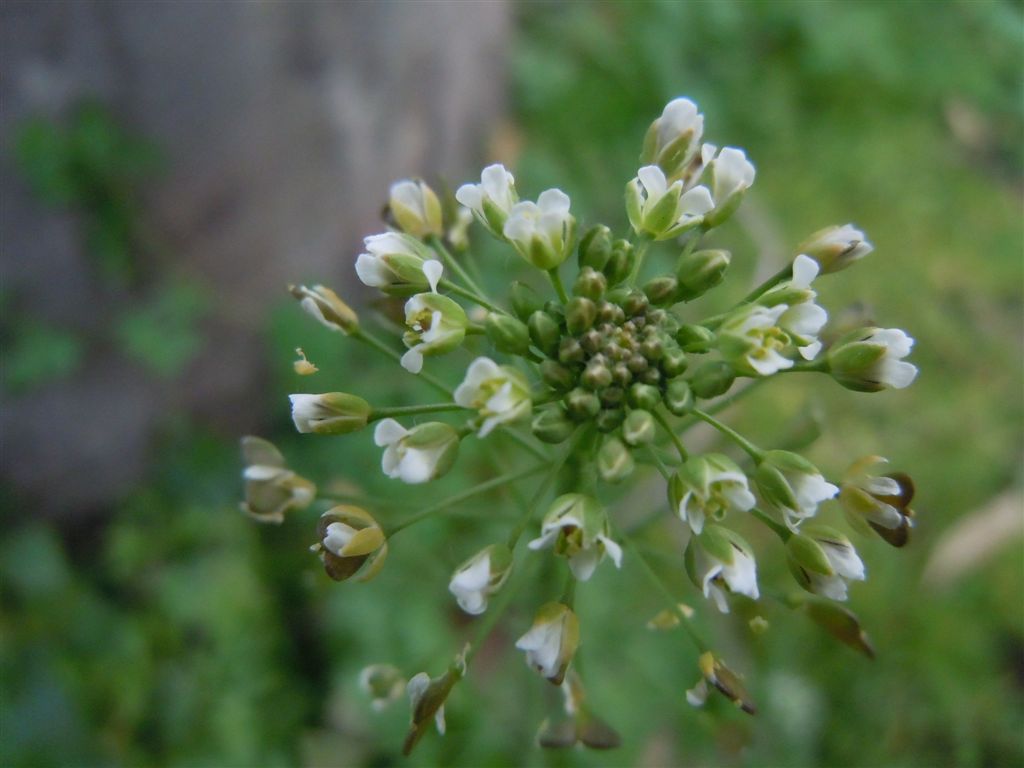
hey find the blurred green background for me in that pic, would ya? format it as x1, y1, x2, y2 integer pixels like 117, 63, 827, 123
2, 2, 1022, 766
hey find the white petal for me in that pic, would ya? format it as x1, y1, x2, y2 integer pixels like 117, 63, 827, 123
791, 254, 820, 288
400, 348, 424, 374
637, 165, 668, 197
422, 259, 443, 293
455, 183, 482, 211
373, 418, 407, 447
569, 548, 600, 581
679, 185, 714, 215
355, 253, 390, 287
600, 536, 624, 568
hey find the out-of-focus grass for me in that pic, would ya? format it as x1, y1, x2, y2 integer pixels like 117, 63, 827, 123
2, 2, 1021, 766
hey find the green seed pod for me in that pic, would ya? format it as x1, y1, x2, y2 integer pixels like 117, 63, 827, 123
676, 249, 731, 301
660, 346, 689, 378
566, 388, 601, 421
510, 281, 544, 321
578, 224, 613, 271
573, 266, 608, 300
558, 337, 586, 365
598, 437, 634, 483
565, 297, 598, 335
532, 407, 576, 444
675, 323, 716, 353
529, 310, 561, 357
643, 276, 679, 307
628, 382, 661, 411
540, 360, 576, 392
485, 313, 530, 355
603, 239, 634, 286
664, 378, 694, 415
582, 361, 613, 390
689, 360, 736, 399
595, 407, 625, 433
622, 409, 656, 446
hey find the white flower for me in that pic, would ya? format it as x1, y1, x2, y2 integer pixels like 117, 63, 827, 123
455, 163, 518, 237
454, 357, 532, 437
400, 293, 468, 374
625, 165, 714, 240
448, 544, 512, 615
687, 525, 759, 614
355, 232, 443, 294
827, 327, 918, 392
789, 527, 866, 601
502, 189, 576, 270
763, 254, 829, 360
756, 450, 839, 531
670, 454, 756, 534
839, 456, 915, 546
239, 436, 315, 523
515, 602, 580, 685
798, 223, 873, 274
703, 146, 755, 226
389, 179, 442, 239
359, 664, 405, 711
289, 392, 370, 435
373, 420, 460, 484
718, 304, 794, 376
528, 494, 623, 581
641, 97, 705, 181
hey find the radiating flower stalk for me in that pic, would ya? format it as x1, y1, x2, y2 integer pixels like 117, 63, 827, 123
239, 97, 918, 752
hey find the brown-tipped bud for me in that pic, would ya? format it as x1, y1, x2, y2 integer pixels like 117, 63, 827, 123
675, 323, 716, 353
639, 367, 661, 385
600, 386, 625, 408
566, 296, 598, 335
691, 651, 757, 715
689, 360, 736, 399
532, 407, 576, 444
839, 457, 915, 548
511, 281, 544, 321
541, 360, 576, 392
529, 310, 561, 357
558, 337, 586, 365
621, 290, 649, 318
573, 266, 608, 300
801, 596, 876, 659
578, 224, 613, 271
603, 239, 634, 286
566, 388, 601, 421
676, 249, 731, 300
639, 336, 665, 361
595, 408, 625, 433
290, 284, 360, 335
582, 361, 613, 390
403, 663, 463, 755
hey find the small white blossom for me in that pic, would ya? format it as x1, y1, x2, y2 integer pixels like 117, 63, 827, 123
389, 179, 443, 239
400, 293, 468, 374
718, 304, 794, 376
828, 327, 918, 391
790, 527, 866, 601
688, 525, 759, 614
448, 544, 512, 615
515, 602, 580, 685
239, 436, 315, 523
763, 254, 829, 360
373, 420, 460, 484
670, 454, 756, 534
528, 494, 623, 581
703, 147, 755, 226
799, 223, 873, 274
289, 392, 370, 435
355, 232, 443, 294
289, 284, 359, 334
502, 189, 576, 270
455, 163, 518, 237
756, 450, 839, 530
641, 97, 705, 181
626, 164, 714, 240
454, 357, 532, 437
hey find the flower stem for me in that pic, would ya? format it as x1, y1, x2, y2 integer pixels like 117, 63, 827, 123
506, 431, 582, 549
690, 408, 764, 462
676, 378, 766, 435
354, 329, 452, 397
751, 507, 791, 541
626, 237, 652, 285
428, 235, 490, 302
369, 402, 465, 422
440, 279, 507, 316
653, 409, 689, 461
547, 268, 570, 304
387, 463, 547, 538
702, 264, 793, 330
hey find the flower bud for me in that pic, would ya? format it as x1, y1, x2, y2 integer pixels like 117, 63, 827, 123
577, 224, 613, 271
566, 388, 601, 421
664, 377, 694, 415
787, 525, 865, 601
688, 360, 735, 399
573, 267, 607, 300
675, 323, 716, 353
595, 408, 625, 433
289, 392, 371, 435
827, 327, 918, 392
529, 494, 623, 581
670, 453, 755, 534
676, 249, 730, 301
400, 293, 469, 373
485, 312, 531, 355
558, 337, 585, 365
389, 179, 443, 239
532, 407, 576, 444
800, 596, 876, 659
449, 543, 513, 615
566, 296, 597, 335
312, 506, 388, 582
839, 456, 915, 547
622, 409, 656, 446
373, 419, 460, 484
515, 602, 580, 685
602, 239, 634, 286
455, 163, 518, 238
626, 165, 713, 240
627, 382, 661, 411
643, 276, 679, 306
660, 346, 689, 378
686, 651, 757, 714
239, 436, 316, 523
620, 289, 649, 318
755, 450, 838, 530
504, 189, 576, 270
510, 280, 544, 321
454, 357, 532, 436
581, 360, 613, 390
359, 664, 406, 711
798, 224, 873, 275
289, 284, 359, 335
640, 97, 705, 182
597, 436, 634, 483
355, 232, 443, 296
540, 360, 575, 392
529, 310, 561, 357
703, 147, 756, 228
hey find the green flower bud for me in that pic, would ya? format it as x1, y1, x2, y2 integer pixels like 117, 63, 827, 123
640, 367, 661, 385
797, 224, 873, 275
676, 249, 731, 301
532, 407, 576, 444
566, 388, 601, 421
511, 281, 544, 321
595, 408, 625, 433
598, 437, 634, 483
573, 267, 608, 300
541, 360, 576, 392
529, 310, 561, 357
485, 312, 531, 355
664, 378, 694, 415
639, 336, 664, 361
582, 361, 613, 390
628, 382, 661, 411
675, 323, 716, 353
603, 239, 634, 286
578, 224, 613, 271
787, 525, 865, 601
826, 328, 918, 392
566, 296, 598, 335
558, 337, 586, 365
289, 392, 371, 435
313, 506, 389, 582
289, 284, 359, 335
600, 386, 625, 408
755, 450, 838, 530
621, 290, 649, 318
622, 409, 656, 446
688, 360, 736, 399
660, 347, 689, 378
643, 276, 679, 306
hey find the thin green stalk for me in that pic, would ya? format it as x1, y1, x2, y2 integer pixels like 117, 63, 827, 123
354, 329, 452, 397
500, 426, 550, 461
646, 446, 673, 480
690, 408, 764, 462
369, 402, 465, 422
676, 378, 766, 435
626, 237, 652, 284
506, 431, 582, 549
703, 264, 793, 330
387, 462, 547, 538
751, 507, 791, 541
547, 268, 569, 304
652, 409, 689, 461
440, 279, 506, 315
428, 235, 490, 301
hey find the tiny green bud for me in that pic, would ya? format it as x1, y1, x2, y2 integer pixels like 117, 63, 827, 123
639, 367, 661, 385
566, 388, 601, 421
573, 266, 608, 300
529, 310, 561, 357
639, 336, 664, 361
660, 347, 689, 377
566, 296, 598, 335
689, 360, 736, 399
558, 337, 586, 365
580, 329, 603, 354
541, 360, 576, 391
676, 249, 731, 301
595, 408, 625, 433
643, 276, 679, 306
532, 407, 576, 444
290, 393, 371, 435
578, 224, 613, 271
664, 378, 694, 415
621, 290, 649, 318
597, 437, 635, 483
786, 532, 835, 576
511, 281, 544, 321
603, 239, 634, 286
582, 361, 613, 390
485, 313, 531, 354
611, 363, 633, 386
675, 323, 716, 353
622, 409, 656, 446
628, 383, 661, 411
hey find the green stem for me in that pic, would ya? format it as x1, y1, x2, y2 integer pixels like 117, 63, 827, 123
428, 235, 490, 301
703, 264, 793, 330
465, 323, 487, 336
388, 463, 547, 538
623, 535, 708, 653
646, 446, 673, 480
440, 279, 506, 315
506, 431, 581, 549
676, 378, 766, 435
547, 268, 569, 304
369, 402, 465, 422
626, 237, 652, 284
354, 330, 452, 397
782, 359, 829, 374
653, 409, 689, 461
500, 426, 550, 461
690, 408, 764, 462
751, 507, 791, 541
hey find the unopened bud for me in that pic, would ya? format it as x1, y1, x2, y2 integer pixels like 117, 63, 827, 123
485, 313, 531, 355
566, 296, 597, 335
676, 249, 730, 301
595, 408, 625, 433
582, 361, 613, 390
389, 179, 443, 239
660, 346, 689, 378
541, 360, 576, 392
801, 595, 876, 659
839, 457, 915, 547
313, 506, 388, 582
558, 337, 586, 365
798, 224, 873, 275
566, 388, 601, 421
621, 290, 649, 318
573, 266, 608, 300
598, 437, 634, 483
532, 407, 576, 444
511, 281, 544, 321
622, 409, 656, 446
643, 276, 679, 306
628, 382, 661, 411
290, 284, 360, 335
664, 378, 694, 415
675, 323, 716, 353
289, 392, 371, 435
689, 360, 736, 399
516, 602, 580, 685
578, 224, 613, 271
529, 310, 561, 357
692, 651, 757, 714
603, 239, 634, 286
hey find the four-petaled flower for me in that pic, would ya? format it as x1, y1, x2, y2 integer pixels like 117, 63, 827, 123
400, 293, 468, 374
686, 525, 760, 614
373, 420, 460, 484
670, 453, 756, 534
448, 544, 513, 615
454, 357, 532, 437
455, 163, 519, 238
626, 165, 714, 240
515, 602, 580, 685
528, 494, 623, 581
502, 189, 576, 270
355, 232, 444, 296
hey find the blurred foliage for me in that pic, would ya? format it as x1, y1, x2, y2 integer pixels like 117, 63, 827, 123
2, 2, 1022, 766
1, 321, 85, 393
115, 279, 210, 377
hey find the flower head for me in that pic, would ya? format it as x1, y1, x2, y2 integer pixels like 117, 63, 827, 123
503, 189, 576, 270
760, 254, 829, 360
755, 450, 839, 530
528, 494, 623, 581
239, 436, 315, 523
827, 327, 918, 392
516, 602, 580, 685
455, 163, 518, 238
625, 165, 713, 240
670, 453, 756, 534
787, 525, 866, 601
685, 525, 760, 613
389, 179, 443, 239
454, 357, 532, 437
355, 232, 443, 296
400, 293, 468, 374
448, 544, 513, 615
373, 419, 460, 484
798, 223, 873, 274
